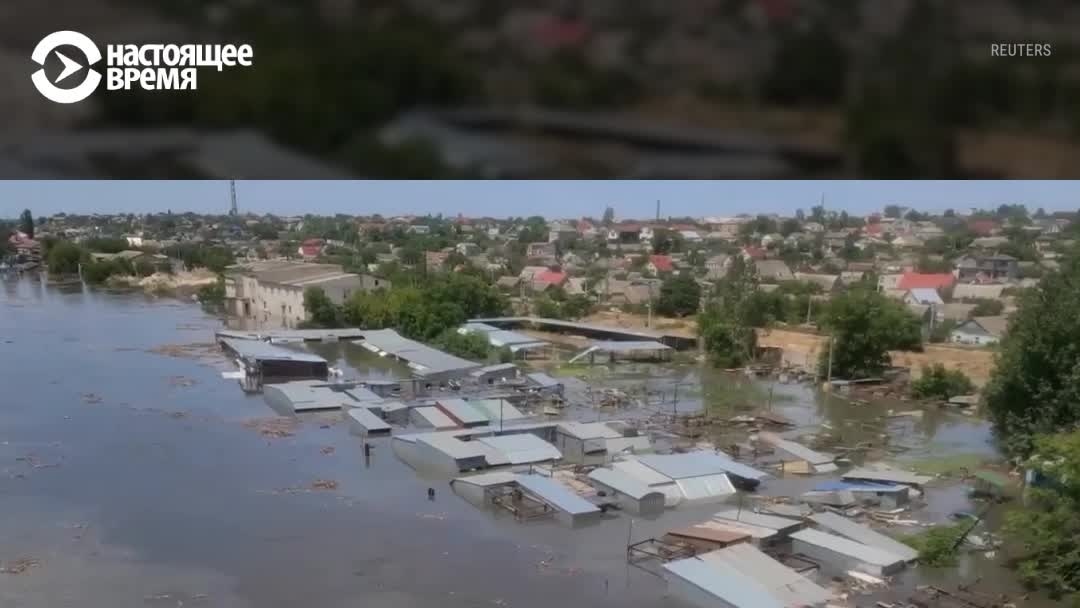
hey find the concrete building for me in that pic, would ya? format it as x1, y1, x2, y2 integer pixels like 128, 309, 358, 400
225, 261, 387, 328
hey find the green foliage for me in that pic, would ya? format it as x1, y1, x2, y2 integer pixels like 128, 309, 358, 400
656, 274, 701, 317
81, 259, 134, 284
818, 287, 923, 379
533, 292, 592, 320
19, 209, 34, 239
435, 329, 489, 360
912, 364, 974, 400
197, 277, 226, 305
303, 287, 343, 328
166, 244, 235, 273
84, 237, 130, 254
969, 298, 1005, 317
916, 255, 953, 274
985, 254, 1080, 456
46, 241, 85, 276
902, 525, 965, 567
1004, 431, 1080, 601
698, 257, 758, 367
929, 318, 959, 343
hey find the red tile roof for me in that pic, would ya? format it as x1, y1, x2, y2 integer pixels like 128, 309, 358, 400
864, 223, 884, 236
650, 255, 674, 272
535, 270, 567, 286
742, 246, 766, 260
897, 272, 955, 290
968, 219, 999, 236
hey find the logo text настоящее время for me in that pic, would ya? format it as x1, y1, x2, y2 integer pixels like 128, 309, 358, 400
31, 30, 253, 104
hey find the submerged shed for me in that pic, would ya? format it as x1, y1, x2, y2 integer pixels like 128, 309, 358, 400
409, 406, 459, 430
475, 434, 561, 465
842, 467, 932, 488
435, 399, 489, 428
663, 556, 786, 608
638, 452, 768, 489
699, 544, 833, 607
809, 512, 919, 562
587, 467, 666, 516
664, 525, 750, 552
347, 407, 392, 437
790, 529, 906, 577
712, 509, 805, 538
514, 474, 602, 527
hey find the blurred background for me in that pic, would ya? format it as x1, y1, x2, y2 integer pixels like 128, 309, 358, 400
5, 0, 1080, 179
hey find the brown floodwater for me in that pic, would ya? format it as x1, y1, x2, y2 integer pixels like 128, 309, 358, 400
0, 277, 1053, 607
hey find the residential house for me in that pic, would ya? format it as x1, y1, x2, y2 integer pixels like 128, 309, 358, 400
950, 316, 1009, 346
299, 238, 324, 258
822, 232, 848, 250
951, 283, 1006, 301
891, 235, 925, 250
406, 225, 431, 235
607, 223, 642, 243
425, 250, 450, 270
531, 269, 568, 292
224, 261, 386, 328
495, 275, 521, 290
913, 222, 945, 241
967, 219, 1000, 237
895, 272, 955, 291
600, 278, 653, 307
754, 259, 794, 282
548, 221, 578, 243
576, 219, 599, 239
703, 217, 749, 240
741, 245, 767, 261
971, 236, 1010, 249
648, 255, 675, 274
526, 241, 557, 259
564, 277, 588, 296
705, 254, 731, 280
795, 272, 841, 293
802, 221, 825, 233
954, 254, 1018, 282
941, 302, 977, 321
760, 233, 784, 248
456, 242, 481, 257
679, 229, 703, 244
839, 271, 865, 285
904, 288, 944, 308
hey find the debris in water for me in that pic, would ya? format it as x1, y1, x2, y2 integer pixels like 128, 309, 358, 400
169, 411, 187, 419
320, 446, 335, 455
81, 392, 103, 404
167, 375, 197, 388
1, 558, 41, 574
147, 342, 220, 362
311, 479, 339, 491
243, 418, 298, 438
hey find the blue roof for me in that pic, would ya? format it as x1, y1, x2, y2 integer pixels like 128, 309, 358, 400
514, 474, 600, 516
638, 452, 769, 482
663, 557, 785, 608
813, 480, 906, 493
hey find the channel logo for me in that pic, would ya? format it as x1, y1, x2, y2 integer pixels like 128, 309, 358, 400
31, 31, 103, 104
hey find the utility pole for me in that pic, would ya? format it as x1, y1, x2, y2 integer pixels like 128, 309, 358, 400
826, 335, 835, 383
229, 180, 238, 216
655, 200, 660, 222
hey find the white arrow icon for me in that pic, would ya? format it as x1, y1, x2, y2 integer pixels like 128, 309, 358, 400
54, 51, 83, 83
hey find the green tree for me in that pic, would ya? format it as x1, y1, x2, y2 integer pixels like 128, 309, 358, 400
818, 287, 922, 379
969, 298, 1005, 316
656, 274, 701, 317
435, 329, 489, 360
884, 205, 902, 219
911, 364, 974, 400
985, 254, 1080, 455
197, 277, 226, 306
303, 287, 343, 328
1004, 431, 1080, 602
19, 209, 34, 239
602, 206, 615, 226
46, 241, 85, 276
698, 257, 759, 367
916, 255, 953, 273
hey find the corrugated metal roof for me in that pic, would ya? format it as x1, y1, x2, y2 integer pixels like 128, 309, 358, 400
220, 338, 327, 363
587, 467, 663, 501
589, 340, 673, 353
605, 436, 652, 456
416, 433, 487, 460
469, 363, 518, 377
700, 544, 834, 606
696, 519, 779, 540
347, 408, 391, 434
809, 512, 919, 562
525, 372, 562, 388
638, 452, 769, 482
758, 432, 835, 466
343, 387, 385, 404
558, 421, 623, 440
477, 434, 561, 465
843, 468, 932, 486
514, 474, 600, 516
666, 525, 750, 546
451, 471, 518, 487
264, 382, 346, 411
790, 529, 907, 567
612, 459, 674, 486
467, 399, 527, 422
411, 407, 458, 429
663, 557, 786, 608
713, 509, 803, 533
355, 329, 479, 377
436, 399, 489, 426
676, 474, 736, 503
813, 480, 906, 493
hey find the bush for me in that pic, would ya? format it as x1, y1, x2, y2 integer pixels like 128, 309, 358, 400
197, 278, 225, 305
912, 364, 974, 400
46, 241, 85, 276
435, 329, 490, 360
902, 525, 965, 567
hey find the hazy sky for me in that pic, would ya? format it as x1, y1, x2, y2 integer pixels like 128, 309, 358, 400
2, 181, 1079, 219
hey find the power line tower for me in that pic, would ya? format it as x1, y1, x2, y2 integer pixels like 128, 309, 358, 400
229, 180, 238, 216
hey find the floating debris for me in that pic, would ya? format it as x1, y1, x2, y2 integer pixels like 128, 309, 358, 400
242, 417, 298, 439
147, 342, 220, 361
1, 558, 41, 574
167, 376, 197, 388
311, 479, 339, 491
320, 446, 335, 455
81, 392, 103, 404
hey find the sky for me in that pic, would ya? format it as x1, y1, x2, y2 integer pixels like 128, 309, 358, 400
2, 180, 1079, 219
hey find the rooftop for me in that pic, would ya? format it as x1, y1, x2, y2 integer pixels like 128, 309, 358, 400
219, 338, 327, 364
356, 329, 480, 378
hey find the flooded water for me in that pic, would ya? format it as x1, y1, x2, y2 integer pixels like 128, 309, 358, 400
0, 277, 1047, 607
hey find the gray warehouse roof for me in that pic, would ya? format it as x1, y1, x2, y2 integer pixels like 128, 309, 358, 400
356, 329, 479, 377
514, 474, 600, 516
663, 557, 785, 608
220, 338, 327, 364
587, 467, 661, 501
809, 512, 919, 562
638, 452, 769, 482
476, 434, 561, 464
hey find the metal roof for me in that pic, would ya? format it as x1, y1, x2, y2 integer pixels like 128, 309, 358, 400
411, 407, 458, 429
558, 421, 623, 440
417, 433, 487, 460
461, 324, 548, 349
469, 363, 518, 377
514, 474, 600, 516
638, 452, 769, 482
666, 525, 750, 546
675, 474, 737, 503
264, 381, 347, 411
843, 468, 932, 487
467, 399, 527, 422
587, 467, 663, 501
347, 408, 391, 434
343, 387, 385, 404
477, 434, 561, 465
809, 512, 919, 562
700, 544, 834, 607
355, 329, 480, 377
813, 480, 906, 493
663, 557, 785, 608
695, 519, 779, 540
451, 471, 518, 488
470, 316, 670, 340
758, 432, 835, 466
525, 372, 562, 388
436, 399, 489, 426
713, 509, 803, 533
612, 459, 675, 486
790, 529, 908, 567
589, 340, 673, 353
220, 338, 327, 364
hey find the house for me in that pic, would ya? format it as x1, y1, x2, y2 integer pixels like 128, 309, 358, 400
456, 242, 481, 257
952, 283, 1006, 301
406, 225, 431, 235
705, 255, 731, 280
532, 269, 568, 291
794, 272, 841, 293
576, 219, 598, 238
950, 316, 1009, 346
648, 255, 675, 274
753, 259, 794, 282
891, 235, 925, 249
822, 232, 848, 249
547, 221, 577, 243
564, 277, 588, 296
741, 246, 766, 261
802, 221, 825, 233
607, 223, 642, 243
679, 230, 703, 244
895, 272, 955, 291
425, 250, 450, 270
298, 238, 324, 258
971, 236, 1010, 250
941, 302, 977, 321
967, 219, 1000, 236
495, 275, 521, 290
526, 242, 557, 259
224, 261, 387, 327
904, 288, 944, 307
702, 216, 749, 240
954, 254, 1018, 282
913, 222, 945, 240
